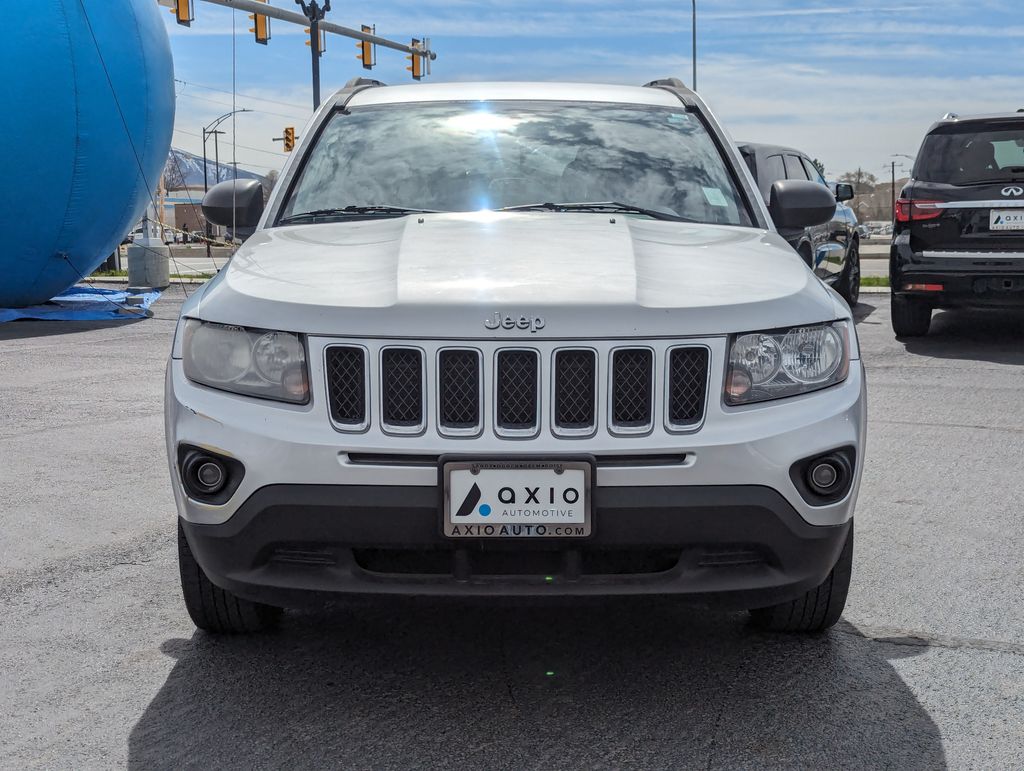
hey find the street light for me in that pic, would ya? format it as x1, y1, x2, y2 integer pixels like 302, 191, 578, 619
202, 109, 251, 258
202, 109, 252, 193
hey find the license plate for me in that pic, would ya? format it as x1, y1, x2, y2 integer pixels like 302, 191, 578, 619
990, 209, 1024, 231
442, 459, 592, 538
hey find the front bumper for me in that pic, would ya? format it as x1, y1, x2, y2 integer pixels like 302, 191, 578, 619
167, 336, 865, 606
180, 484, 851, 608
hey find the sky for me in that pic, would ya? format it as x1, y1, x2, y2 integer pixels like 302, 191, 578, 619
165, 0, 1023, 181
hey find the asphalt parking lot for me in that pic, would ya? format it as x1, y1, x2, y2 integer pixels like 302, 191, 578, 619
2, 287, 1022, 769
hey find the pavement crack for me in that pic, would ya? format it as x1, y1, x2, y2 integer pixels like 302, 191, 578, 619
0, 528, 169, 601
869, 418, 1024, 435
839, 622, 1024, 658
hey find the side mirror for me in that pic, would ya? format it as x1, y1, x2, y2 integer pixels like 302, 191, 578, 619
833, 182, 855, 202
769, 180, 837, 235
202, 179, 265, 240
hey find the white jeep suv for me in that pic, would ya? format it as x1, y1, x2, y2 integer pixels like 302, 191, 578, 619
167, 78, 865, 634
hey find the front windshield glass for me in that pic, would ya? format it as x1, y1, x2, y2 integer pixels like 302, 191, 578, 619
279, 101, 753, 226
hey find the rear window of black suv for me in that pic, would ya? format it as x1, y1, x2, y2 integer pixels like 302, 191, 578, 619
915, 120, 1024, 185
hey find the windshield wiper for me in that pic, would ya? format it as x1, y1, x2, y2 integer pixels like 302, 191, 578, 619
498, 201, 695, 223
279, 205, 438, 224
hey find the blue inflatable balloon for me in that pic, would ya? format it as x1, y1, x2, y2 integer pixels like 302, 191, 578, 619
0, 0, 174, 307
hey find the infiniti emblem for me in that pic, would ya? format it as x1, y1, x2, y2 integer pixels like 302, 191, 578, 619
484, 312, 546, 333
1002, 186, 1024, 197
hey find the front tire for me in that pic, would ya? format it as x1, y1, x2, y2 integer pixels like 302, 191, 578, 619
749, 524, 853, 633
891, 293, 932, 337
178, 522, 282, 634
838, 239, 860, 307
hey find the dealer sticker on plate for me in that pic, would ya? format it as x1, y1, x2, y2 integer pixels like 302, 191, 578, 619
443, 459, 592, 538
990, 209, 1024, 231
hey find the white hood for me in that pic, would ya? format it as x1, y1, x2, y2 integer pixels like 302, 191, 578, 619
195, 212, 839, 338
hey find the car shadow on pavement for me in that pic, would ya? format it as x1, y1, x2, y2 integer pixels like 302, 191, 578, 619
852, 301, 876, 325
0, 318, 150, 341
901, 307, 1024, 365
128, 599, 946, 769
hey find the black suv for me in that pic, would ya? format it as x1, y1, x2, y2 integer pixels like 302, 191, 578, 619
739, 143, 860, 306
891, 112, 1024, 336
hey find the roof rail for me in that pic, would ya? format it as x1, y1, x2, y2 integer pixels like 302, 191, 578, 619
344, 77, 387, 89
643, 77, 692, 93
643, 77, 697, 107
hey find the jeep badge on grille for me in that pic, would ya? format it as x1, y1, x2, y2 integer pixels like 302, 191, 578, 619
484, 312, 546, 333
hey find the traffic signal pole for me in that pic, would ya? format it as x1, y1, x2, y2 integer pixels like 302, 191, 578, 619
199, 0, 437, 109
296, 1, 329, 109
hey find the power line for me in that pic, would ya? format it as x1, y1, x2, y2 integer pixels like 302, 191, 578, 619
173, 127, 285, 159
174, 78, 309, 111
176, 89, 304, 120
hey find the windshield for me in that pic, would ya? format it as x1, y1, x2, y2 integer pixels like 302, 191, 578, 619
915, 122, 1024, 185
279, 101, 753, 226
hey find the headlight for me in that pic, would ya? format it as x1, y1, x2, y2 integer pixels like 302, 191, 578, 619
183, 320, 309, 404
725, 321, 850, 405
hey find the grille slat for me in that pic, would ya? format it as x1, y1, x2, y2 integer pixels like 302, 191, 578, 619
496, 350, 539, 433
554, 349, 597, 432
325, 346, 366, 427
668, 347, 709, 428
381, 348, 424, 430
438, 349, 481, 432
611, 348, 654, 430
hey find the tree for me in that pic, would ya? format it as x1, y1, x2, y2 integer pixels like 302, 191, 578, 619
163, 150, 188, 191
811, 158, 826, 178
261, 169, 280, 204
838, 169, 878, 194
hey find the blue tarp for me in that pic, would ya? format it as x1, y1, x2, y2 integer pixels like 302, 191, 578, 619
0, 285, 161, 323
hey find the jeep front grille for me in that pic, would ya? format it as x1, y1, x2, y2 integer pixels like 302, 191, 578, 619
553, 349, 597, 434
323, 340, 710, 437
438, 349, 482, 435
495, 349, 540, 435
324, 345, 367, 429
610, 348, 654, 433
667, 347, 710, 429
380, 347, 425, 433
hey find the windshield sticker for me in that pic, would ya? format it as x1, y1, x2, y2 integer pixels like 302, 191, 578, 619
702, 186, 729, 207
666, 113, 691, 125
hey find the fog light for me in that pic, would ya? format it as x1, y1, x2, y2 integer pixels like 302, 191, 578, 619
808, 461, 839, 492
790, 447, 856, 505
804, 452, 853, 497
195, 461, 226, 492
181, 450, 231, 498
177, 445, 244, 505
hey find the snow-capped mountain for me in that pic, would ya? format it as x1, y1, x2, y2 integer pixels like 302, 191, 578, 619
164, 148, 265, 190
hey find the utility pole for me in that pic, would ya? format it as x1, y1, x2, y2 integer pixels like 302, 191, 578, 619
295, 0, 330, 109
691, 0, 697, 91
889, 153, 914, 222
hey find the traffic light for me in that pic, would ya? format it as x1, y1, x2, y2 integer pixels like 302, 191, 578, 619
171, 0, 193, 27
356, 25, 375, 70
304, 27, 327, 56
406, 39, 423, 81
249, 0, 270, 45
283, 127, 296, 153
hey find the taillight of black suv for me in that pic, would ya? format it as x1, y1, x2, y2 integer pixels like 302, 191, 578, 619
890, 112, 1024, 337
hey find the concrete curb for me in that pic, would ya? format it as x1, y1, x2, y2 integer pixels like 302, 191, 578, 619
87, 277, 210, 286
